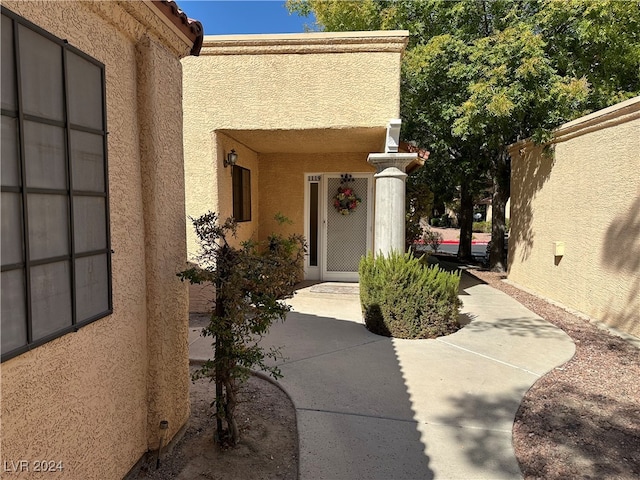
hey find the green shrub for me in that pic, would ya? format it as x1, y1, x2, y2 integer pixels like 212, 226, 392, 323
359, 251, 462, 339
472, 221, 492, 233
439, 214, 452, 227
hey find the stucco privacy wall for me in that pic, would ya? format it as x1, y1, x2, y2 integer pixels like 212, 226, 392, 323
182, 31, 408, 260
0, 2, 192, 478
509, 96, 640, 338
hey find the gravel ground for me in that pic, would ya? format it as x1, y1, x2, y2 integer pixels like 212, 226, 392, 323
469, 270, 640, 480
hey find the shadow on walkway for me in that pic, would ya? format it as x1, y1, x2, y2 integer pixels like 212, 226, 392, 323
263, 311, 434, 480
190, 278, 576, 479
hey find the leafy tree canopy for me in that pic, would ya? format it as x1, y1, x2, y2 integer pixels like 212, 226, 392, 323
289, 0, 640, 137
288, 0, 640, 268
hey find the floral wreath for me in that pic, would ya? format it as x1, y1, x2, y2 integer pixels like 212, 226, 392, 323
333, 185, 361, 215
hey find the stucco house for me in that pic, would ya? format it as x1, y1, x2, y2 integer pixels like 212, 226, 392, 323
1, 1, 202, 478
508, 96, 640, 339
182, 31, 421, 311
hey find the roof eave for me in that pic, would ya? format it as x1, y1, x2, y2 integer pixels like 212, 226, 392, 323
151, 0, 204, 56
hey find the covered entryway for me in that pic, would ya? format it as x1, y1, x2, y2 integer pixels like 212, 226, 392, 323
304, 173, 373, 281
182, 30, 415, 309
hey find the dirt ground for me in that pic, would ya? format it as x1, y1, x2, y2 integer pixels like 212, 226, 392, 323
135, 368, 298, 480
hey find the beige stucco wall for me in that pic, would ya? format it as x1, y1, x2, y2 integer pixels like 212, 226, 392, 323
182, 31, 408, 267
258, 152, 376, 240
183, 32, 406, 132
509, 96, 640, 338
0, 2, 192, 478
186, 132, 260, 313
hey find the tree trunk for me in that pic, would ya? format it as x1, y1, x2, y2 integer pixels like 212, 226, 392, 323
214, 293, 224, 442
490, 149, 511, 272
457, 179, 474, 261
214, 244, 230, 444
225, 377, 239, 446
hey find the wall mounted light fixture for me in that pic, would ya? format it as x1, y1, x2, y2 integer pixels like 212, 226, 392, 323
224, 149, 238, 168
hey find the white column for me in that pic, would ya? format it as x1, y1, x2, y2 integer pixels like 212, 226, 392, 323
367, 153, 417, 256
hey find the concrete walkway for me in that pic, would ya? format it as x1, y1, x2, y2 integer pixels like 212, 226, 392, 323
189, 272, 575, 479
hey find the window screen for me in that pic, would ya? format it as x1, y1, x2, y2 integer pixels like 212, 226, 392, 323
1, 7, 111, 362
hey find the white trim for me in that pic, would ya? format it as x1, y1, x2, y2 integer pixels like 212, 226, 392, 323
304, 172, 373, 282
303, 174, 323, 281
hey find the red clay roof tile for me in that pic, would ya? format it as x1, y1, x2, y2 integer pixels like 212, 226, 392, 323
152, 0, 203, 55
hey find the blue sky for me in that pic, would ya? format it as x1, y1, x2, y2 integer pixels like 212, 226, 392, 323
179, 1, 317, 35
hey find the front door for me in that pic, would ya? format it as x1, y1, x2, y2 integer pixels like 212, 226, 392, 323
304, 173, 373, 282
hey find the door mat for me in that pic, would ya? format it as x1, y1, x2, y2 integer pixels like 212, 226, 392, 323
309, 284, 360, 295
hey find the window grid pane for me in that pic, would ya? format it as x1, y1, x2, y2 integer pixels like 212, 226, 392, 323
24, 120, 67, 189
1, 192, 23, 265
1, 269, 27, 352
70, 129, 105, 192
27, 194, 69, 261
73, 196, 106, 253
18, 24, 64, 121
75, 254, 109, 322
1, 14, 16, 111
30, 261, 72, 340
1, 115, 20, 187
67, 52, 103, 130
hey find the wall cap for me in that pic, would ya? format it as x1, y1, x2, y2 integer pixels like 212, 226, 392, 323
509, 95, 640, 156
200, 30, 410, 55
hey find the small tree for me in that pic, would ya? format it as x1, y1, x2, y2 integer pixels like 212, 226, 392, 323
423, 226, 444, 254
178, 212, 305, 447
